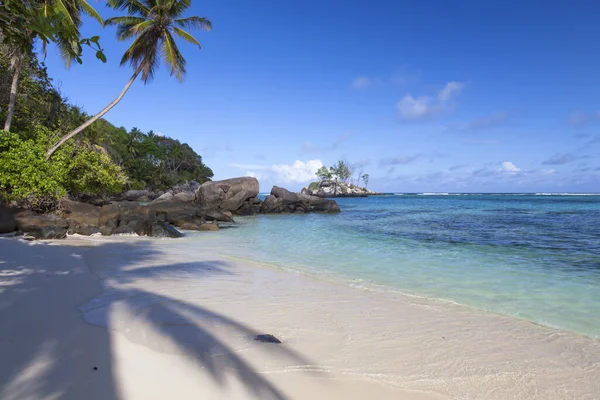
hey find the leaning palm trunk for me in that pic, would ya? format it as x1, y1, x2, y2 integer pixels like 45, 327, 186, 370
46, 66, 142, 159
3, 53, 24, 132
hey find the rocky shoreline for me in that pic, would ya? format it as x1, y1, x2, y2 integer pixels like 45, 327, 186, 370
0, 177, 340, 240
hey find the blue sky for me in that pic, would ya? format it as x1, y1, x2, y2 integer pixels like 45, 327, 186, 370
42, 0, 600, 192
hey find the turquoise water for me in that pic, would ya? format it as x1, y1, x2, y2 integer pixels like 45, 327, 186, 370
192, 194, 600, 338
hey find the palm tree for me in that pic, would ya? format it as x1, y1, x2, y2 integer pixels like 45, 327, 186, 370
46, 0, 211, 159
1, 0, 103, 132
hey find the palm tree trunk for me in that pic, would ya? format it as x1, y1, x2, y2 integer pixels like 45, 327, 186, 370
3, 54, 24, 132
46, 67, 142, 159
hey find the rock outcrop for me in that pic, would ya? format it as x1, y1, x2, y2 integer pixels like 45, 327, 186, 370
0, 205, 16, 233
13, 210, 69, 239
261, 186, 340, 214
122, 189, 152, 202
57, 199, 101, 235
2, 177, 342, 240
302, 180, 377, 197
195, 177, 260, 214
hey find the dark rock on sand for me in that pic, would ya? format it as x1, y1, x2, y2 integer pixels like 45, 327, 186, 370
149, 200, 200, 225
0, 205, 16, 233
13, 210, 69, 236
58, 199, 100, 235
254, 334, 282, 344
98, 201, 155, 233
149, 221, 184, 238
33, 226, 68, 239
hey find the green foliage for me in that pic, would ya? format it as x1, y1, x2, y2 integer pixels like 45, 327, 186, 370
103, 127, 214, 190
0, 46, 87, 134
0, 127, 126, 210
106, 0, 211, 83
0, 28, 213, 208
307, 181, 320, 192
316, 165, 333, 181
0, 0, 106, 66
64, 146, 126, 195
330, 160, 351, 183
0, 130, 66, 210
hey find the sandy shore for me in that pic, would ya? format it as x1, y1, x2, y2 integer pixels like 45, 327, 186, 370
1, 236, 599, 399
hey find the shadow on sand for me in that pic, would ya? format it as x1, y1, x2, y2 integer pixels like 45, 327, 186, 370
0, 238, 319, 400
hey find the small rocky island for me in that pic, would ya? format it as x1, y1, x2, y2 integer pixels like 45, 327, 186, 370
0, 177, 340, 240
301, 180, 379, 198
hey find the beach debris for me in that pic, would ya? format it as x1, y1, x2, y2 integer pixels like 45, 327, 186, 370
254, 334, 282, 344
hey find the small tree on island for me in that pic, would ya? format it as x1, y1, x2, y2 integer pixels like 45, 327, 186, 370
361, 173, 369, 190
329, 160, 351, 195
316, 165, 332, 181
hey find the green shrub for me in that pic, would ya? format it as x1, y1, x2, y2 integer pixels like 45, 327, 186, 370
0, 130, 66, 210
64, 146, 126, 195
0, 127, 126, 210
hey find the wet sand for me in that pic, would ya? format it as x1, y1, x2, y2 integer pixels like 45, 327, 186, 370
1, 236, 599, 399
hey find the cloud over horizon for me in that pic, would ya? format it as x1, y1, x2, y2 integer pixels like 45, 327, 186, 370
229, 159, 324, 186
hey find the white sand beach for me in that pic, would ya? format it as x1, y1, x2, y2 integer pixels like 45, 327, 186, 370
1, 235, 599, 400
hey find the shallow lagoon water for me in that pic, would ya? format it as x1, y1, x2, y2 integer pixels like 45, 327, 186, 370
187, 194, 600, 338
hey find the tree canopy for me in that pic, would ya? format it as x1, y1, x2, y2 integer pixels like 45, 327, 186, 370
0, 44, 213, 209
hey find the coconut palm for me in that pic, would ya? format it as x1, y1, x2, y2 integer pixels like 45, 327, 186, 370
46, 0, 211, 159
1, 0, 103, 132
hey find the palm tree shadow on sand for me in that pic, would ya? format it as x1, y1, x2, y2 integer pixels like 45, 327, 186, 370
0, 238, 320, 400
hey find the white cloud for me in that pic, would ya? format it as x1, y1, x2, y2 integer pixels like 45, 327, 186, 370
229, 160, 324, 184
396, 81, 465, 121
271, 160, 324, 183
498, 161, 521, 173
396, 95, 432, 120
352, 76, 372, 89
542, 169, 557, 174
437, 81, 465, 102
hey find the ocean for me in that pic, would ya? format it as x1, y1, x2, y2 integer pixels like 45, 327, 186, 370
185, 194, 600, 338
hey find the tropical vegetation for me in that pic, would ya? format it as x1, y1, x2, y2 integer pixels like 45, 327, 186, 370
0, 0, 213, 210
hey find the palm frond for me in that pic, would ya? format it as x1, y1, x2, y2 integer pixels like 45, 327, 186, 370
131, 20, 153, 34
172, 27, 201, 48
175, 16, 212, 31
168, 0, 191, 17
121, 29, 161, 82
77, 0, 104, 26
105, 16, 146, 26
107, 0, 150, 16
109, 0, 209, 83
52, 0, 76, 26
162, 30, 185, 81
